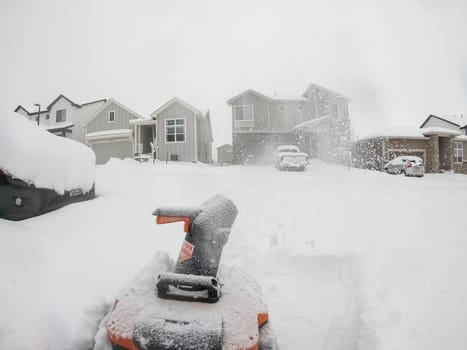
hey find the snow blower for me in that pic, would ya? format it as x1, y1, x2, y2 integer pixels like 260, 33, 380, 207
102, 194, 278, 350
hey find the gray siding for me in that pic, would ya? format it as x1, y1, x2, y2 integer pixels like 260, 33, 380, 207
196, 117, 212, 163
92, 140, 133, 164
230, 92, 305, 132
156, 102, 196, 162
87, 101, 135, 133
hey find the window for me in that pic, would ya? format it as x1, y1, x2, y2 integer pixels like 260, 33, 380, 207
279, 105, 286, 112
56, 109, 66, 122
454, 142, 463, 163
45, 114, 50, 120
171, 154, 179, 161
165, 118, 185, 143
109, 111, 115, 123
234, 105, 254, 127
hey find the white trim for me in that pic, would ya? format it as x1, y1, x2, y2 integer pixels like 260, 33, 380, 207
164, 117, 187, 144
234, 105, 254, 128
454, 141, 463, 164
108, 110, 115, 123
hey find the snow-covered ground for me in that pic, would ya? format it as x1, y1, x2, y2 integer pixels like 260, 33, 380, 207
1, 159, 467, 350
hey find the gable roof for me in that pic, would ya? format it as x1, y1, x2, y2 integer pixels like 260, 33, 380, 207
302, 83, 349, 101
46, 94, 81, 110
226, 89, 306, 105
151, 97, 202, 117
420, 114, 467, 128
84, 98, 145, 126
15, 95, 107, 115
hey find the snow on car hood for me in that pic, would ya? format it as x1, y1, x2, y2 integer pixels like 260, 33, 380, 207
0, 113, 95, 194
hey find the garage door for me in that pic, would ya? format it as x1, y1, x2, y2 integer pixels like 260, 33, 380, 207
93, 140, 133, 164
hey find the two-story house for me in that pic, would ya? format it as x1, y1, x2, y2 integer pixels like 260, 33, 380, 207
132, 97, 213, 163
15, 94, 106, 144
226, 84, 351, 164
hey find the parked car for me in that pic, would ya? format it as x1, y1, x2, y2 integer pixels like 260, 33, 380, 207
384, 156, 425, 177
273, 145, 309, 171
0, 112, 96, 220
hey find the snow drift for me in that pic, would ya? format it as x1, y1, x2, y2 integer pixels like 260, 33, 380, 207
0, 113, 95, 194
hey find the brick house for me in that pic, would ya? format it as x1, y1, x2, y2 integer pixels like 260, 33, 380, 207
352, 118, 467, 174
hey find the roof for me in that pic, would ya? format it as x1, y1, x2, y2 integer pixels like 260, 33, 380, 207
420, 114, 467, 128
216, 144, 233, 150
15, 95, 107, 115
46, 94, 81, 110
226, 89, 307, 105
302, 83, 350, 101
454, 135, 467, 142
86, 128, 133, 141
151, 97, 202, 117
44, 122, 74, 131
421, 127, 461, 137
292, 115, 331, 132
129, 118, 156, 126
356, 127, 427, 141
84, 98, 145, 126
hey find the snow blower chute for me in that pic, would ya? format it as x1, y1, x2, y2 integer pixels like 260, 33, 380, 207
104, 194, 278, 350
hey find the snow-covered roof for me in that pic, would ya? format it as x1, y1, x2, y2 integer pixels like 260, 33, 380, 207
226, 89, 307, 105
420, 114, 467, 128
86, 128, 133, 141
151, 97, 201, 117
357, 127, 427, 141
421, 127, 461, 137
129, 118, 156, 126
84, 98, 145, 126
292, 115, 331, 131
454, 135, 467, 142
0, 113, 95, 194
44, 122, 74, 131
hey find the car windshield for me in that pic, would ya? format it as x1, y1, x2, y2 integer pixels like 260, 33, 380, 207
282, 155, 306, 163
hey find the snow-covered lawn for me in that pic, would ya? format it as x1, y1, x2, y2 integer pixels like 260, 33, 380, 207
1, 159, 467, 350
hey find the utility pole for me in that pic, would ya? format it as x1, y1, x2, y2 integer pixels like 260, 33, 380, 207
34, 103, 41, 126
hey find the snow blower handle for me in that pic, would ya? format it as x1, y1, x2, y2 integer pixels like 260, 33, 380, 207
153, 207, 202, 233
152, 194, 238, 278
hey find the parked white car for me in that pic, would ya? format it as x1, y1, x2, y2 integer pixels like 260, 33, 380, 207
384, 156, 425, 177
273, 145, 309, 171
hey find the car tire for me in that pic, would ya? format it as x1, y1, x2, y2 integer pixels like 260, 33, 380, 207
401, 170, 406, 176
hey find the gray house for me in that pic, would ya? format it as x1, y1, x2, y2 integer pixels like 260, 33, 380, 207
227, 84, 351, 164
85, 98, 150, 164
132, 97, 213, 163
15, 94, 106, 143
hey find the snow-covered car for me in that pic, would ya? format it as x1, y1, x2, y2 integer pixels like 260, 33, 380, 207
0, 113, 96, 220
273, 145, 309, 171
384, 156, 425, 177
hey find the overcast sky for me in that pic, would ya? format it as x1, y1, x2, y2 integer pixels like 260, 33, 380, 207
1, 0, 467, 145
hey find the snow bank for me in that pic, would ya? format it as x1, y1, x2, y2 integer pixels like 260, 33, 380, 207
0, 113, 95, 194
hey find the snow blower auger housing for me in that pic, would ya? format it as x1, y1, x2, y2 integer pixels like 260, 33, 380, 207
105, 194, 278, 350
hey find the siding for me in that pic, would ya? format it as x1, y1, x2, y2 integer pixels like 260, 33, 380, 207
156, 102, 196, 162
87, 101, 135, 133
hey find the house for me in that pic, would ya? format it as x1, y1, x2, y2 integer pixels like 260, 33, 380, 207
420, 114, 467, 134
352, 121, 467, 174
216, 144, 233, 164
84, 98, 151, 164
226, 84, 351, 165
132, 97, 213, 163
15, 94, 106, 143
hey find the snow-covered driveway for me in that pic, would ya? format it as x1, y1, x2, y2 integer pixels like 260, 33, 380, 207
1, 160, 467, 350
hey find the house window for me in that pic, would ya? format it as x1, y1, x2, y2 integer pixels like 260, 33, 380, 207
56, 109, 66, 122
454, 142, 463, 163
234, 105, 254, 127
45, 114, 50, 120
109, 111, 115, 123
279, 105, 286, 112
165, 118, 185, 143
171, 154, 179, 161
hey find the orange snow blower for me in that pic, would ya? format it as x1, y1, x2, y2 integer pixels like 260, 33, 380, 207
104, 194, 278, 350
